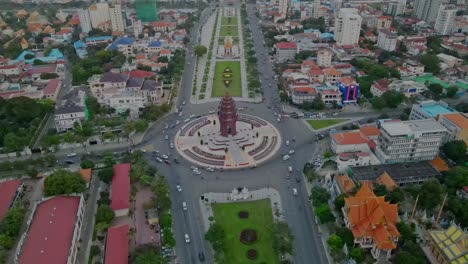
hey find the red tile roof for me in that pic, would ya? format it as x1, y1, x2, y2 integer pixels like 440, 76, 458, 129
359, 126, 380, 138
105, 225, 129, 264
110, 163, 131, 211
43, 79, 60, 95
19, 196, 81, 263
333, 131, 369, 145
276, 42, 297, 49
121, 69, 155, 78
339, 77, 357, 86
0, 179, 21, 221
293, 87, 316, 94
79, 169, 92, 183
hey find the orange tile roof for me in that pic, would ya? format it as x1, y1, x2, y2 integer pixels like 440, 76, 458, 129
339, 77, 356, 86
302, 60, 320, 70
430, 156, 449, 172
323, 67, 341, 76
333, 131, 369, 145
79, 169, 92, 183
335, 174, 356, 194
159, 49, 171, 55
344, 184, 399, 250
376, 172, 397, 191
135, 54, 146, 60
441, 113, 468, 129
359, 126, 380, 138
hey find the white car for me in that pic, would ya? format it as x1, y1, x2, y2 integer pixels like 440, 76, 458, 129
206, 167, 215, 172
288, 166, 293, 173
182, 202, 187, 211
184, 118, 191, 123
193, 170, 201, 175
283, 155, 290, 161
176, 185, 182, 192
182, 100, 186, 105
67, 153, 77, 158
190, 166, 198, 171
185, 234, 190, 243
208, 110, 215, 114
189, 114, 196, 118
140, 148, 147, 153
292, 188, 298, 196
178, 112, 183, 117
288, 150, 295, 155
285, 140, 290, 146
170, 143, 174, 149
165, 135, 169, 140
156, 157, 163, 163
176, 120, 180, 125
161, 155, 169, 159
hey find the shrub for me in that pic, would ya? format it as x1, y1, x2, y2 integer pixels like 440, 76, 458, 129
240, 229, 258, 244
246, 249, 258, 260
238, 211, 249, 219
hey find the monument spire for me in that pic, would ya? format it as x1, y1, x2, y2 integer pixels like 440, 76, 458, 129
218, 93, 238, 137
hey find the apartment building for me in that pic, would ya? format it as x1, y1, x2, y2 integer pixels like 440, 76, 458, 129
89, 2, 111, 30
410, 100, 457, 120
334, 8, 362, 45
110, 4, 125, 36
375, 119, 447, 163
78, 8, 92, 33
316, 48, 332, 67
376, 16, 392, 30
438, 112, 468, 144
414, 0, 443, 23
377, 29, 397, 51
435, 5, 458, 35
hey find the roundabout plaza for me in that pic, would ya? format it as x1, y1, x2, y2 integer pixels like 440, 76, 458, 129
175, 93, 281, 169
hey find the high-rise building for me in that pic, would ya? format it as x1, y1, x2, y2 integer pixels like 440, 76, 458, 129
377, 29, 398, 51
110, 4, 125, 35
376, 16, 392, 30
89, 2, 111, 30
334, 8, 362, 45
414, 0, 443, 23
434, 5, 458, 35
279, 0, 289, 16
387, 0, 406, 17
78, 8, 92, 33
312, 0, 322, 19
375, 119, 447, 163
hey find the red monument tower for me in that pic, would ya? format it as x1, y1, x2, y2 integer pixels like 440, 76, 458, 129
218, 93, 237, 137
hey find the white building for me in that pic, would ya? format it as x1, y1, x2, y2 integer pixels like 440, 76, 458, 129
377, 29, 397, 51
414, 0, 443, 23
89, 2, 111, 30
375, 119, 447, 163
387, 0, 406, 17
435, 5, 458, 35
334, 8, 362, 45
54, 89, 87, 133
279, 0, 288, 16
110, 4, 125, 35
387, 80, 426, 97
317, 48, 332, 67
78, 9, 92, 34
312, 0, 323, 19
410, 100, 457, 120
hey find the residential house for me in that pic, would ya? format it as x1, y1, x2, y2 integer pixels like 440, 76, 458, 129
377, 29, 397, 51
323, 67, 342, 84
387, 80, 426, 97
342, 184, 399, 260
290, 87, 317, 104
437, 53, 463, 68
410, 100, 457, 120
402, 60, 425, 76
371, 79, 391, 97
336, 152, 377, 171
275, 42, 297, 62
331, 131, 371, 154
319, 88, 342, 105
331, 174, 356, 197
317, 48, 333, 67
375, 172, 397, 191
376, 16, 392, 30
54, 88, 87, 133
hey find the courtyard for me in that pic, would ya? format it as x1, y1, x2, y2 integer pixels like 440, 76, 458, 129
221, 16, 237, 25
211, 199, 278, 264
212, 61, 242, 97
306, 119, 349, 130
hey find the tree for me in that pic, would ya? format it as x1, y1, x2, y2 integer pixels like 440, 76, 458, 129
310, 187, 331, 207
80, 159, 94, 169
349, 248, 365, 263
158, 56, 169, 63
194, 45, 208, 57
334, 194, 346, 211
0, 207, 26, 249
131, 246, 165, 264
43, 170, 86, 196
419, 180, 444, 210
442, 140, 467, 164
428, 83, 444, 97
205, 223, 226, 263
335, 227, 354, 246
103, 153, 116, 167
40, 72, 59, 79
98, 168, 113, 183
446, 86, 458, 98
396, 222, 417, 244
420, 54, 440, 74
272, 221, 294, 255
371, 97, 386, 110
444, 167, 468, 193
327, 234, 344, 251
315, 204, 335, 223
96, 204, 115, 224
381, 90, 404, 108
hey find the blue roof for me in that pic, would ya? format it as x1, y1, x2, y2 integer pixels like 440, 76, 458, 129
107, 37, 135, 50
148, 41, 161, 47
15, 49, 63, 63
320, 33, 334, 39
420, 103, 455, 117
74, 41, 86, 49
85, 36, 113, 42
304, 29, 321, 33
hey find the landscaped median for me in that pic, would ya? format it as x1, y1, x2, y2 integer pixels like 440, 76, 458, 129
212, 61, 242, 97
306, 119, 349, 130
206, 199, 280, 264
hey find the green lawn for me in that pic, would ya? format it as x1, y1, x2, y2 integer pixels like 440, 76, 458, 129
212, 199, 278, 264
220, 25, 238, 36
306, 119, 349, 129
212, 61, 242, 97
221, 16, 237, 25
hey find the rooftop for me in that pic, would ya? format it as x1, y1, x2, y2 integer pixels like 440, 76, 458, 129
428, 224, 468, 263
350, 161, 440, 183
85, 36, 113, 42
333, 131, 369, 145
417, 100, 456, 117
380, 119, 447, 135
276, 42, 297, 49
335, 174, 356, 194
19, 196, 81, 264
104, 225, 129, 264
0, 179, 21, 221
110, 163, 131, 211
440, 113, 468, 129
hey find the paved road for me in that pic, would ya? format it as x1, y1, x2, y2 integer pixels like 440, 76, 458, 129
140, 3, 331, 264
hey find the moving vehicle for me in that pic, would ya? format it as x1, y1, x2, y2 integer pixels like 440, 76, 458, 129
67, 153, 77, 158
283, 155, 290, 161
176, 185, 182, 192
193, 170, 201, 175
288, 150, 295, 155
198, 252, 205, 262
161, 155, 169, 159
165, 135, 169, 140
156, 157, 163, 163
182, 202, 187, 211
182, 100, 186, 105
288, 166, 293, 173
293, 188, 298, 196
285, 140, 290, 146
206, 167, 215, 172
185, 234, 190, 243
164, 160, 171, 165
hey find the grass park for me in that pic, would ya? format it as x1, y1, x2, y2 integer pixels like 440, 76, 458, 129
220, 25, 238, 36
211, 199, 278, 264
221, 16, 237, 25
306, 119, 349, 130
212, 61, 242, 97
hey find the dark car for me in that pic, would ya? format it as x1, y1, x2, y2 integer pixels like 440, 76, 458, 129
65, 160, 75, 165
164, 160, 171, 165
295, 176, 301, 183
198, 252, 205, 262
174, 158, 180, 164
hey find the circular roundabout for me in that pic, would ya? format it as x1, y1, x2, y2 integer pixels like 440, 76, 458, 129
175, 94, 281, 169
